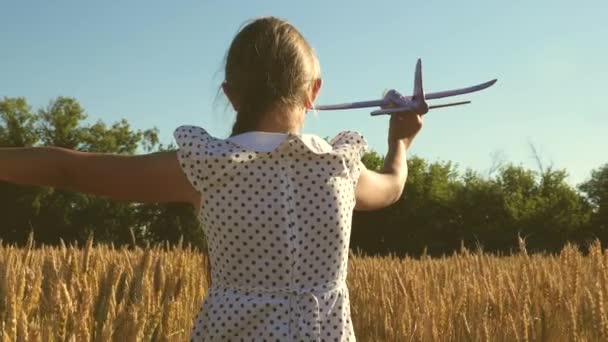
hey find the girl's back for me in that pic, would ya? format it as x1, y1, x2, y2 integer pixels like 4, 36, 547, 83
176, 125, 366, 341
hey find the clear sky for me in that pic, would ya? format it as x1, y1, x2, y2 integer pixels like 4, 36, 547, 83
1, 0, 606, 186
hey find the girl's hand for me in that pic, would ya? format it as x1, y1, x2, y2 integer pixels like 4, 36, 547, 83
388, 111, 424, 149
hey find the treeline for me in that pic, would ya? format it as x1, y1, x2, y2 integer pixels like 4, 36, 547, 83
1, 96, 606, 256
353, 152, 606, 256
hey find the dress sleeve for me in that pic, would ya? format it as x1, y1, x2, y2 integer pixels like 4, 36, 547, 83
329, 131, 369, 187
173, 125, 212, 192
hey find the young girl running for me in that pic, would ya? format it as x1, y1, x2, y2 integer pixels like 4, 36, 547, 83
1, 16, 423, 341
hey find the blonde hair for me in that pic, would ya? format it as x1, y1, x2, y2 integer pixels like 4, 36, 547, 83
223, 17, 321, 135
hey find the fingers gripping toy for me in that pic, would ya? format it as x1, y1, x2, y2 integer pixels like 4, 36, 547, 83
315, 59, 497, 116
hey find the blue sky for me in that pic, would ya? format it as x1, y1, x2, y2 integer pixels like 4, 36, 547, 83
1, 0, 606, 186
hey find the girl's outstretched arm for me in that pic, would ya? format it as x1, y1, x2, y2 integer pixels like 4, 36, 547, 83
0, 147, 201, 208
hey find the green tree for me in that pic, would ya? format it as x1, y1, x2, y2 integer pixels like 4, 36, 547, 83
579, 164, 608, 240
0, 97, 39, 147
353, 149, 595, 256
361, 150, 383, 171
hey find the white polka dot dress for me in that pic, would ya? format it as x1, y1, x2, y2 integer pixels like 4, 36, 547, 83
174, 125, 368, 341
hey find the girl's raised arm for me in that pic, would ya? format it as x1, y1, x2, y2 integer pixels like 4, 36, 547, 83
0, 147, 201, 208
354, 112, 423, 211
354, 141, 408, 210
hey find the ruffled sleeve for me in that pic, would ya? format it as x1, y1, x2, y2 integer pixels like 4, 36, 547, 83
173, 125, 213, 192
329, 131, 369, 187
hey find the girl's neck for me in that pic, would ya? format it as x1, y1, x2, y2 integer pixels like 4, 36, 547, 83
253, 106, 304, 134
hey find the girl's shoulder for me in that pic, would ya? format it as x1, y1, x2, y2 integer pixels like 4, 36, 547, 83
328, 131, 368, 153
299, 131, 368, 160
173, 125, 214, 145
173, 125, 368, 157
173, 125, 223, 156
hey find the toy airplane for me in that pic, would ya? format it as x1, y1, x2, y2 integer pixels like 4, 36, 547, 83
315, 59, 497, 116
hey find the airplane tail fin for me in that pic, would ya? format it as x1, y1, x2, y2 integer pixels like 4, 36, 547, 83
413, 58, 424, 101
412, 58, 429, 114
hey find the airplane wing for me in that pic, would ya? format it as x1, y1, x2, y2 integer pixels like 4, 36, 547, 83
370, 107, 414, 116
314, 99, 386, 110
370, 100, 472, 116
424, 79, 497, 100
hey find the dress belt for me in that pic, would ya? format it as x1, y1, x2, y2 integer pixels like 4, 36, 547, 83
209, 281, 346, 341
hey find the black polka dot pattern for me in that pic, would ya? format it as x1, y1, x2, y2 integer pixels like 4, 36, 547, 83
174, 125, 368, 341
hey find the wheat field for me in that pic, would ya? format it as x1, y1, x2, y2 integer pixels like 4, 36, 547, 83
0, 237, 606, 342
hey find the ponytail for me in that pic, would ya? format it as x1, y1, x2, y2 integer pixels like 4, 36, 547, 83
230, 110, 259, 136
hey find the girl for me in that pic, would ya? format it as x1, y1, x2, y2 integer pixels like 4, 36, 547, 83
1, 16, 423, 341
